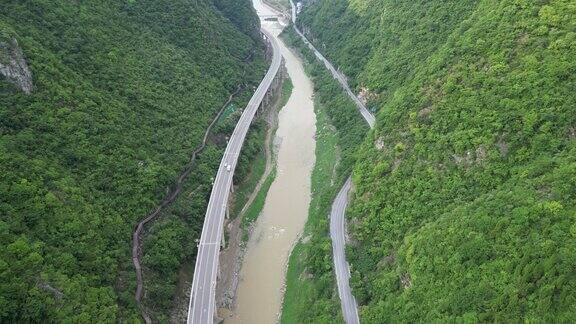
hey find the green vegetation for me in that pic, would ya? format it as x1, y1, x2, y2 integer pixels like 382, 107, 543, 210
280, 76, 294, 108
241, 168, 277, 241
230, 119, 269, 217
0, 0, 265, 322
239, 77, 292, 240
141, 64, 283, 321
227, 75, 291, 227
280, 27, 368, 324
140, 95, 264, 321
282, 29, 369, 173
298, 0, 576, 322
281, 97, 342, 324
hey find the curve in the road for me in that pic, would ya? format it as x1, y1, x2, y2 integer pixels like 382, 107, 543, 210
330, 178, 360, 324
289, 1, 374, 127
288, 1, 376, 323
187, 28, 282, 324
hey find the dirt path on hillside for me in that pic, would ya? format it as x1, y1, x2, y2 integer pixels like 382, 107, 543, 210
132, 87, 241, 324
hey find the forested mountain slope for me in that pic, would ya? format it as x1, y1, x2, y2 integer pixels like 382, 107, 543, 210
0, 0, 265, 321
297, 0, 576, 321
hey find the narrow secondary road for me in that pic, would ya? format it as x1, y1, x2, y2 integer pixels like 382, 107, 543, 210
289, 1, 375, 128
289, 1, 376, 323
330, 178, 359, 324
187, 29, 282, 324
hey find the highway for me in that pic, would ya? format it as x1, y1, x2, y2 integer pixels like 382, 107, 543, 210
186, 29, 281, 324
289, 1, 375, 128
289, 1, 376, 323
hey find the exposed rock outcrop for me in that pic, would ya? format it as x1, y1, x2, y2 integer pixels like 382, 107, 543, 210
0, 38, 33, 93
358, 87, 378, 105
37, 281, 64, 301
400, 273, 412, 289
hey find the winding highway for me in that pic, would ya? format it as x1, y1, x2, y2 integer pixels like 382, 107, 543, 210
186, 29, 281, 324
289, 1, 376, 323
289, 1, 375, 128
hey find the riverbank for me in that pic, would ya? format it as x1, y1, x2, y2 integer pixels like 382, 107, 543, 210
279, 25, 368, 324
166, 85, 283, 323
216, 74, 292, 314
226, 1, 318, 321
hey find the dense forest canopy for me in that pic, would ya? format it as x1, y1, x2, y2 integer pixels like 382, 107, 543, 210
296, 0, 576, 322
0, 0, 265, 321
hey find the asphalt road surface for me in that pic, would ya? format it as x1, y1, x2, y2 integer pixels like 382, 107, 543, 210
289, 1, 375, 128
186, 29, 281, 324
330, 178, 360, 324
289, 1, 377, 323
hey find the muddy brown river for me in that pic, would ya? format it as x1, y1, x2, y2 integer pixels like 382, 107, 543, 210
225, 1, 316, 323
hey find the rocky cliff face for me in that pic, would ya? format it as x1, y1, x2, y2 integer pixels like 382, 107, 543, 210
0, 38, 33, 93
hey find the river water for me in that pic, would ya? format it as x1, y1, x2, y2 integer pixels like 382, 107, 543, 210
225, 1, 316, 323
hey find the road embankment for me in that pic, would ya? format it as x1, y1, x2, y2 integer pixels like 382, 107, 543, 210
216, 64, 289, 314
279, 24, 368, 324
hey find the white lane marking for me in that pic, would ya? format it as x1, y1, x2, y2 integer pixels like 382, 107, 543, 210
188, 28, 282, 323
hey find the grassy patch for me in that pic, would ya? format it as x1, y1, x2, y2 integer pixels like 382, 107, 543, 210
280, 76, 293, 108
231, 73, 293, 220
231, 142, 268, 218
241, 166, 277, 241
281, 101, 344, 324
279, 25, 368, 324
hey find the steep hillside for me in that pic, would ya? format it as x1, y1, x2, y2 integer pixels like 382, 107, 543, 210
0, 0, 265, 322
297, 0, 576, 322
